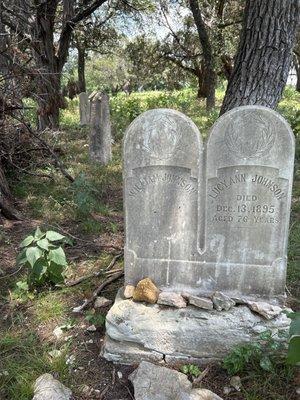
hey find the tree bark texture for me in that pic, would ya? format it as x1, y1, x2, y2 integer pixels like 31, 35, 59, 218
77, 45, 86, 93
0, 164, 20, 220
221, 0, 300, 115
189, 0, 216, 110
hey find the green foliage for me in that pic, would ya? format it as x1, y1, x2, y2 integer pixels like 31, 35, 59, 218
287, 312, 300, 365
180, 364, 201, 377
223, 330, 287, 375
85, 310, 106, 327
17, 227, 69, 289
71, 173, 98, 216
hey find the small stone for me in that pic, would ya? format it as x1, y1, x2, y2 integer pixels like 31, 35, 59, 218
223, 387, 232, 395
158, 292, 187, 308
117, 371, 123, 379
189, 295, 213, 310
86, 325, 97, 332
247, 301, 282, 320
94, 296, 112, 309
133, 278, 159, 304
212, 291, 235, 311
296, 387, 300, 395
190, 388, 223, 400
229, 376, 242, 391
53, 326, 64, 339
32, 374, 72, 400
124, 285, 135, 299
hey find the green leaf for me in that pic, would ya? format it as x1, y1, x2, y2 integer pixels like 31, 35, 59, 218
289, 312, 300, 337
47, 262, 65, 284
26, 247, 43, 267
46, 231, 65, 242
20, 235, 34, 248
16, 248, 27, 265
259, 356, 273, 371
34, 227, 45, 240
37, 238, 49, 251
31, 258, 47, 282
48, 247, 67, 266
287, 335, 300, 365
16, 280, 29, 291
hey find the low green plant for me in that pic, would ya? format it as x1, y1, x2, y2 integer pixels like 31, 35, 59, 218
17, 227, 69, 289
84, 310, 106, 327
287, 311, 300, 365
223, 330, 287, 375
180, 364, 201, 378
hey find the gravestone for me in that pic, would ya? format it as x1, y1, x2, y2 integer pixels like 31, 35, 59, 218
102, 105, 294, 364
89, 92, 112, 165
79, 92, 90, 126
124, 109, 202, 287
124, 106, 294, 300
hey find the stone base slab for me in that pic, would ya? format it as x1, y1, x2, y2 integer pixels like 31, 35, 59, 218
101, 289, 291, 365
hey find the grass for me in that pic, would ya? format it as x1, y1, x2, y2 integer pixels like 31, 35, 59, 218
1, 85, 300, 400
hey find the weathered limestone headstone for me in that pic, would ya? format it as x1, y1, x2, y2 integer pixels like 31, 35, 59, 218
102, 105, 294, 364
89, 92, 112, 165
124, 109, 202, 287
79, 92, 90, 126
124, 106, 294, 300
204, 106, 294, 298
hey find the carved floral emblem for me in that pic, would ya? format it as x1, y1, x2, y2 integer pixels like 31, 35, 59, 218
225, 113, 275, 159
142, 115, 182, 159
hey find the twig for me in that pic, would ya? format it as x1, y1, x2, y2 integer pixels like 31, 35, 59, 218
66, 268, 123, 287
72, 270, 124, 313
0, 264, 24, 280
105, 253, 123, 271
192, 365, 211, 385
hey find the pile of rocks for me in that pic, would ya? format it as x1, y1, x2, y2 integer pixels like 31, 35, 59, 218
123, 278, 284, 320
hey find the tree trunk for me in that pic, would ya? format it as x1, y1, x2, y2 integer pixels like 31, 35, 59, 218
0, 164, 20, 220
77, 45, 86, 93
221, 0, 300, 115
294, 54, 300, 92
189, 0, 216, 110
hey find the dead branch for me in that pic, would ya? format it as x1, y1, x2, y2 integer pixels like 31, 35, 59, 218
72, 270, 124, 313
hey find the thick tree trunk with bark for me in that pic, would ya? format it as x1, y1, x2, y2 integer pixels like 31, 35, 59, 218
189, 0, 216, 110
0, 164, 20, 220
221, 0, 300, 115
295, 56, 300, 92
77, 45, 86, 93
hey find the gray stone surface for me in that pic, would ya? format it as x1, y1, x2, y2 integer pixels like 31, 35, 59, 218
79, 92, 90, 126
89, 92, 112, 165
129, 361, 192, 400
129, 362, 224, 400
246, 301, 282, 320
158, 291, 187, 308
102, 289, 291, 364
212, 291, 235, 311
94, 296, 112, 309
32, 373, 72, 400
189, 295, 213, 310
123, 106, 294, 300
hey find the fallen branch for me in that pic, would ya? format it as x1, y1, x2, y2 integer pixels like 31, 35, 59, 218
72, 270, 124, 313
66, 252, 123, 287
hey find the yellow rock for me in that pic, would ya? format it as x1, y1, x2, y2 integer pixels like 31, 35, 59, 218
133, 278, 159, 304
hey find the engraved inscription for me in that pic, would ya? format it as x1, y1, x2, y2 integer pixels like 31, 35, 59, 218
128, 171, 197, 197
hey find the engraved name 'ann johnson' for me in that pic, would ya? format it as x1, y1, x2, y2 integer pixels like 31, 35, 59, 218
128, 172, 197, 197
208, 173, 286, 200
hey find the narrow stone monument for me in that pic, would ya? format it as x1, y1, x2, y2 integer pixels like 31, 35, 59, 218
102, 106, 294, 364
79, 92, 90, 126
89, 92, 112, 165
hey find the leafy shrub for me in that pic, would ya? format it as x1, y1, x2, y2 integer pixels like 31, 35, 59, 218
180, 364, 201, 378
287, 312, 300, 365
223, 330, 287, 375
17, 227, 69, 289
71, 173, 98, 216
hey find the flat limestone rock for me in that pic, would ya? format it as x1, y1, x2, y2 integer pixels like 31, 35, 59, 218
158, 292, 187, 308
246, 301, 282, 320
133, 278, 159, 304
212, 291, 235, 311
189, 295, 213, 310
124, 284, 135, 299
129, 362, 223, 400
102, 289, 290, 365
32, 373, 72, 400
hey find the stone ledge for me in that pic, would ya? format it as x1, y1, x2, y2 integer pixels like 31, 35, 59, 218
101, 289, 291, 365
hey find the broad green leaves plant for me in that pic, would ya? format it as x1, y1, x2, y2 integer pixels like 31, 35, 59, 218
287, 312, 300, 366
17, 227, 69, 289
